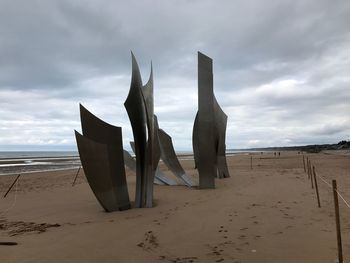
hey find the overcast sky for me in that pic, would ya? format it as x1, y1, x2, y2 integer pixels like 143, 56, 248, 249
0, 0, 349, 151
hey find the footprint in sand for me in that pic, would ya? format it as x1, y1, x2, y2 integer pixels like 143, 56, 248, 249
159, 255, 198, 263
228, 214, 233, 221
137, 230, 159, 251
152, 219, 161, 225
207, 245, 226, 262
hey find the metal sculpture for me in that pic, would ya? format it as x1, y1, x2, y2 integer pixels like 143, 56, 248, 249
75, 104, 131, 211
214, 98, 230, 178
129, 141, 136, 156
124, 52, 160, 208
154, 167, 177, 185
123, 150, 136, 173
158, 128, 194, 187
129, 141, 177, 186
193, 52, 230, 189
123, 149, 166, 185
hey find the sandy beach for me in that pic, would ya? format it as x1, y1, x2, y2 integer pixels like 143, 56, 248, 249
1, 151, 350, 262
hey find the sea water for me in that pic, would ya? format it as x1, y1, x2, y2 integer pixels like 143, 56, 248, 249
0, 151, 80, 176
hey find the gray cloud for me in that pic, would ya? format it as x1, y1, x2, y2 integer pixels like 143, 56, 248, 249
0, 0, 350, 150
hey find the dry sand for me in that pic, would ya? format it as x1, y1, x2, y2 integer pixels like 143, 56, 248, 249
1, 151, 350, 263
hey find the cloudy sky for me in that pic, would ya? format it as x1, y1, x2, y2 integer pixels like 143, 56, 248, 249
0, 0, 349, 151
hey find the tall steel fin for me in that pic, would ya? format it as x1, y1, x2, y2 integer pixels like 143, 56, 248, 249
192, 52, 230, 188
124, 52, 158, 208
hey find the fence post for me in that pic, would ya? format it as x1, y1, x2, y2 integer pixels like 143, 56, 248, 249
332, 180, 343, 263
250, 156, 252, 170
72, 166, 81, 186
302, 155, 306, 173
312, 166, 321, 208
3, 174, 21, 198
309, 160, 314, 189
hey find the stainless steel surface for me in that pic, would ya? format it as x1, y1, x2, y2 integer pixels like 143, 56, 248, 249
130, 140, 175, 185
124, 52, 160, 207
158, 128, 194, 187
123, 149, 166, 185
79, 105, 131, 211
193, 52, 230, 189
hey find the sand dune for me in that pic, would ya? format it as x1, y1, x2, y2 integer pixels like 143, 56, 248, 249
1, 152, 349, 262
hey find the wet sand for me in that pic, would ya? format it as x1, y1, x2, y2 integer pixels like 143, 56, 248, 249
0, 156, 80, 176
1, 151, 350, 262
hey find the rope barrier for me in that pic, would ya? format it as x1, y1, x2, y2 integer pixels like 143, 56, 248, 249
311, 168, 350, 209
316, 174, 350, 208
316, 174, 333, 188
304, 159, 347, 262
335, 189, 350, 209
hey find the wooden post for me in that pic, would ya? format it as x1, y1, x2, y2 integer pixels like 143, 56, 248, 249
307, 159, 310, 179
250, 156, 253, 170
3, 174, 21, 198
302, 155, 306, 173
332, 180, 343, 263
72, 166, 81, 186
312, 166, 321, 208
310, 161, 314, 189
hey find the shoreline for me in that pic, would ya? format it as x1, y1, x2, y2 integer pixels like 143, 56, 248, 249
0, 149, 348, 176
0, 167, 81, 177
